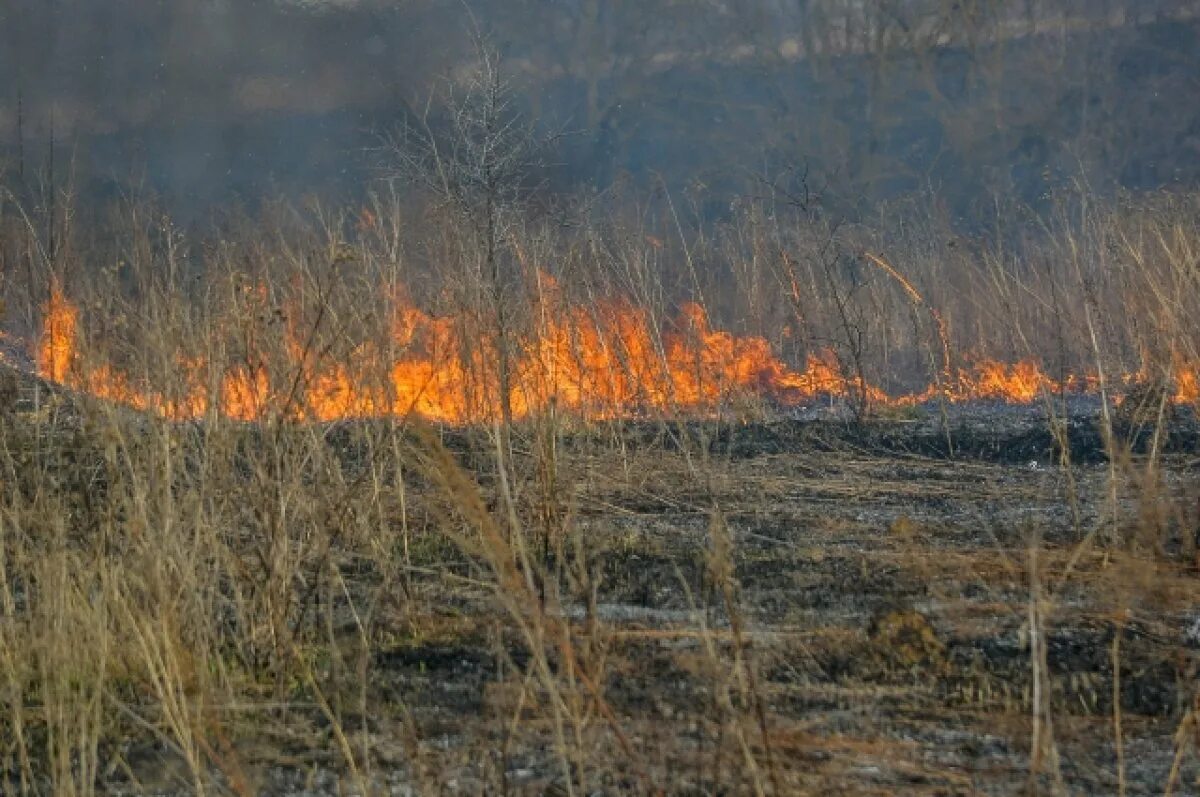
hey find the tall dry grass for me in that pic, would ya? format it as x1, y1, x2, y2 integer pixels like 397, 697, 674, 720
0, 177, 1197, 793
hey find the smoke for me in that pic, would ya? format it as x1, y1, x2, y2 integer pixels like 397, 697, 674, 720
3, 0, 1200, 220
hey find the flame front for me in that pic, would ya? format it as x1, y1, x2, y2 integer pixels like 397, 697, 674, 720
32, 283, 1200, 423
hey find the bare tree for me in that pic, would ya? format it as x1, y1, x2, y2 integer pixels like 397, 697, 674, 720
384, 32, 559, 551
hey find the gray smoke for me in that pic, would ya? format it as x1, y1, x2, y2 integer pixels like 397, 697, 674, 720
3, 0, 1199, 221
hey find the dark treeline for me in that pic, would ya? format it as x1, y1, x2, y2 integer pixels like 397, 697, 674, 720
2, 0, 1200, 223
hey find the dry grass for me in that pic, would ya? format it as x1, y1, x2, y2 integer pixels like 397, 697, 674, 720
0, 180, 1197, 795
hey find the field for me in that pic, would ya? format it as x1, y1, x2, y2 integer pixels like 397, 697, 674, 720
2, 362, 1198, 795
3, 137, 1200, 793
5, 6, 1200, 792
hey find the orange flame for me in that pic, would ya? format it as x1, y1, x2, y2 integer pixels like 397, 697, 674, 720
1175, 367, 1199, 405
37, 281, 78, 384
32, 283, 1200, 423
955, 359, 1054, 403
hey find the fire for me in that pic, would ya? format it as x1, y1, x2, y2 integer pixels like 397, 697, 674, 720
31, 283, 1200, 423
221, 364, 272, 422
952, 359, 1055, 403
1175, 367, 1199, 405
37, 282, 78, 384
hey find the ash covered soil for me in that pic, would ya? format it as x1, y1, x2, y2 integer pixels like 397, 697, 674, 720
253, 409, 1200, 794
4, 370, 1200, 795
356, 408, 1200, 795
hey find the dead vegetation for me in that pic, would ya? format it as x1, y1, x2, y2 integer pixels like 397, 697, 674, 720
0, 376, 1197, 795
0, 51, 1199, 795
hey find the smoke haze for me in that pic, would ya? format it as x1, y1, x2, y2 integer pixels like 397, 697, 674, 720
3, 0, 1200, 219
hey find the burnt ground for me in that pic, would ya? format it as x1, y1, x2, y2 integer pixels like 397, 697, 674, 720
255, 406, 1200, 795
3, 368, 1199, 795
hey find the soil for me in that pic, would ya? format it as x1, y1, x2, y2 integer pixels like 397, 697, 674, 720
260, 405, 1200, 794
5, 369, 1199, 795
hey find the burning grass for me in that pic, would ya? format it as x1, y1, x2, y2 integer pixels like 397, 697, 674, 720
31, 276, 1200, 426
